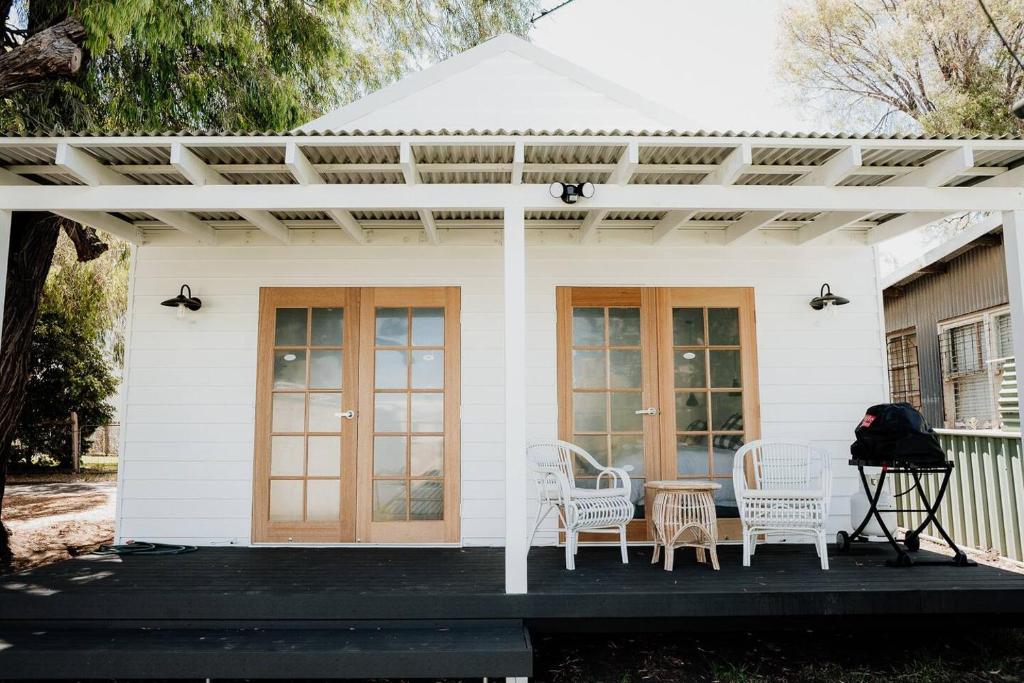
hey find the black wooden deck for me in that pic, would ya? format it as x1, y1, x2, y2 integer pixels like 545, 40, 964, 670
1, 544, 1023, 679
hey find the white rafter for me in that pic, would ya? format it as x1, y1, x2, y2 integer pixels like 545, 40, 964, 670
651, 209, 696, 244
400, 141, 419, 184
798, 146, 862, 187
702, 143, 752, 186
283, 143, 366, 243
169, 143, 288, 243
792, 146, 870, 246
418, 210, 439, 244
723, 211, 781, 244
578, 210, 608, 244
606, 142, 639, 185
56, 143, 214, 243
511, 141, 524, 185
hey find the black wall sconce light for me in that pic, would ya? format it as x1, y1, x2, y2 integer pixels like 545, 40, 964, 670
161, 284, 202, 318
549, 181, 595, 205
809, 283, 849, 311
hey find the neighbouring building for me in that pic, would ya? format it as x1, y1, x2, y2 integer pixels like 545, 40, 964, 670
883, 216, 1018, 430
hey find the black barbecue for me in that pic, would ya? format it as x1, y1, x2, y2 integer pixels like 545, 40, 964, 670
837, 402, 974, 567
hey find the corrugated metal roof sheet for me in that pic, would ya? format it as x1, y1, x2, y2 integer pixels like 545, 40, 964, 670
5, 128, 1022, 140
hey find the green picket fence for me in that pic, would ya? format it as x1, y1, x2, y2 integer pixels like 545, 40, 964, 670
894, 429, 1024, 562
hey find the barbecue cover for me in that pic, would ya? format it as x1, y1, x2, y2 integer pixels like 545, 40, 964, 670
850, 402, 947, 465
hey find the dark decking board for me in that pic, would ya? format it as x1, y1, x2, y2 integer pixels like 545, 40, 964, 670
0, 622, 533, 679
1, 544, 1022, 679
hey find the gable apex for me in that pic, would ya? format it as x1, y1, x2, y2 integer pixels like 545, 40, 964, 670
298, 34, 693, 132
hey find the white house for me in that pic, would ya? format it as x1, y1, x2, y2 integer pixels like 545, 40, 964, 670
3, 35, 1024, 597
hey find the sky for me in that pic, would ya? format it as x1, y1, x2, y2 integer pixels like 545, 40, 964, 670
529, 0, 928, 269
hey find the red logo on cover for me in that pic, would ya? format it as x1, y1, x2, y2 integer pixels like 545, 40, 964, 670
860, 414, 876, 428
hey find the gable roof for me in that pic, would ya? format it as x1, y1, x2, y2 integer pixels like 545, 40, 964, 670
882, 214, 1004, 290
298, 34, 694, 132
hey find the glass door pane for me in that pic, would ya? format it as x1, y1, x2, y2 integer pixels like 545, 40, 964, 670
370, 306, 446, 523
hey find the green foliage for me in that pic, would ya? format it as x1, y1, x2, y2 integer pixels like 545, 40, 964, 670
778, 0, 1024, 136
2, 0, 538, 133
10, 235, 124, 467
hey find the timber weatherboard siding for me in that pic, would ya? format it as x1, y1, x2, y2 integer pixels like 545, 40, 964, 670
118, 236, 887, 546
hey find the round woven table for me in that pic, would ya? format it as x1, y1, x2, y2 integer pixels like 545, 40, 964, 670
645, 480, 722, 571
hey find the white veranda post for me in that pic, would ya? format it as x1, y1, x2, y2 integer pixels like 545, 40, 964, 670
0, 211, 10, 348
1002, 210, 1024, 431
504, 205, 528, 595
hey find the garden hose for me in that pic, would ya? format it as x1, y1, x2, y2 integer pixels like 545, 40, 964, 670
95, 541, 198, 556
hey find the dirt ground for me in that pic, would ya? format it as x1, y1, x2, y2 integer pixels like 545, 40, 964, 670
2, 478, 116, 572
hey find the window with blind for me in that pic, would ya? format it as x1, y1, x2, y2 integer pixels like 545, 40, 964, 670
938, 306, 1012, 429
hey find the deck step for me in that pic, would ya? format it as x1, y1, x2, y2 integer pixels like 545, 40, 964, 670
0, 620, 532, 680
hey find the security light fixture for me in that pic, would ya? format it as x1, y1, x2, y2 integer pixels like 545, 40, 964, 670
549, 181, 595, 205
809, 283, 849, 311
161, 284, 202, 318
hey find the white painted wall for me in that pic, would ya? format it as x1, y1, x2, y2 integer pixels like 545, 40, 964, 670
117, 234, 886, 546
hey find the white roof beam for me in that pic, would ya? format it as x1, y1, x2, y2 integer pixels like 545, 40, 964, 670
651, 210, 696, 244
797, 146, 862, 187
511, 142, 524, 185
170, 143, 287, 243
578, 210, 608, 244
0, 168, 143, 243
606, 142, 639, 185
56, 143, 214, 243
419, 209, 438, 244
702, 143, 752, 186
723, 211, 782, 244
5, 183, 1021, 213
400, 142, 419, 184
283, 142, 366, 243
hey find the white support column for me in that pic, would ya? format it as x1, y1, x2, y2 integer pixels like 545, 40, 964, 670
503, 205, 528, 595
1002, 210, 1024, 430
0, 210, 10, 349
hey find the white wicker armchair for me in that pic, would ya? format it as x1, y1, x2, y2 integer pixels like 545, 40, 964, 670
526, 440, 635, 570
733, 440, 833, 570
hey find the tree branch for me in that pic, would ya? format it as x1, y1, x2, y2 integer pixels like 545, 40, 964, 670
0, 17, 86, 96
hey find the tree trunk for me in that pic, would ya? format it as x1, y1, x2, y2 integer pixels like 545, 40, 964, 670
0, 213, 63, 568
0, 17, 85, 96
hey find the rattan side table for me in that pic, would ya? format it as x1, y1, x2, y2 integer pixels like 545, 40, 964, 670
645, 480, 722, 571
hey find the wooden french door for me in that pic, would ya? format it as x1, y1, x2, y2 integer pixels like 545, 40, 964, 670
557, 287, 760, 541
253, 287, 460, 544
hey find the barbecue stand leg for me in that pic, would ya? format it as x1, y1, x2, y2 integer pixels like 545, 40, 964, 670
910, 466, 974, 567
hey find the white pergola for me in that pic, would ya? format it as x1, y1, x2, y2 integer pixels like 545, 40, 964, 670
1, 130, 1023, 593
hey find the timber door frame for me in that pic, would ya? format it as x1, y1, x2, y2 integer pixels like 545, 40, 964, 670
253, 287, 361, 543
252, 286, 461, 545
356, 287, 461, 544
655, 287, 760, 542
556, 286, 761, 543
556, 287, 662, 540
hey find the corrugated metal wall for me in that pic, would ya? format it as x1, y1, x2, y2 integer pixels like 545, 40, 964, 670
884, 241, 1008, 425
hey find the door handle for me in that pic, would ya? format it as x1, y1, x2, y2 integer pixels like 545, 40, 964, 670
635, 407, 658, 416
340, 410, 356, 419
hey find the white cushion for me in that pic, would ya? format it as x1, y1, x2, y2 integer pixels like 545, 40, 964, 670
572, 486, 628, 499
